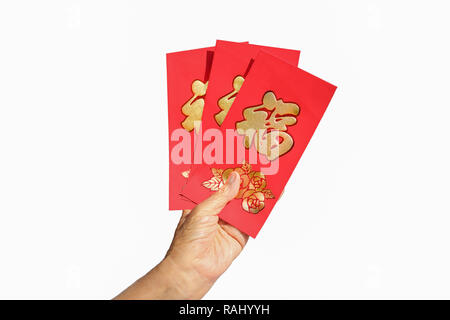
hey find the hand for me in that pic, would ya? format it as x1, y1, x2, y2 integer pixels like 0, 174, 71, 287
115, 171, 248, 299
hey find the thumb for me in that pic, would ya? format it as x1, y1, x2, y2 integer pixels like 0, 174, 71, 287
191, 171, 240, 217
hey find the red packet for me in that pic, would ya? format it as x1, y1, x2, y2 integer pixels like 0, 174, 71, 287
167, 42, 248, 210
201, 40, 300, 130
181, 51, 337, 237
166, 46, 214, 210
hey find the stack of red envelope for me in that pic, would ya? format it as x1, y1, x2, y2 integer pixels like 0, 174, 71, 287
167, 40, 336, 238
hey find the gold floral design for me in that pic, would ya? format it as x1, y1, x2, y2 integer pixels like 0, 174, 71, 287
202, 163, 275, 214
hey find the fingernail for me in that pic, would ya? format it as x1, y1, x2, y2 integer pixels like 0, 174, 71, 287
227, 171, 238, 185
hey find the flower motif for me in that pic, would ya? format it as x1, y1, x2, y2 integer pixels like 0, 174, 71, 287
248, 172, 266, 191
202, 162, 275, 214
242, 190, 265, 213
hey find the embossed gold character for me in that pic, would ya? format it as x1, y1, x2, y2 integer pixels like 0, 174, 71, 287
236, 91, 300, 160
215, 75, 245, 126
181, 80, 208, 132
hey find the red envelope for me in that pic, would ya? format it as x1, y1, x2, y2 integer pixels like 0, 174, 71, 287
166, 42, 248, 210
201, 40, 300, 131
181, 51, 337, 237
166, 46, 214, 210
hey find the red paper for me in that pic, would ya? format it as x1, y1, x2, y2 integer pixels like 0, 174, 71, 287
181, 51, 337, 237
166, 46, 214, 210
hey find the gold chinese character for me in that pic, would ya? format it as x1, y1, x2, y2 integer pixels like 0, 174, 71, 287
181, 79, 208, 132
214, 75, 245, 126
236, 91, 300, 160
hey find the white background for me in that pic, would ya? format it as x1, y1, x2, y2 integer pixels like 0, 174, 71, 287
0, 0, 449, 299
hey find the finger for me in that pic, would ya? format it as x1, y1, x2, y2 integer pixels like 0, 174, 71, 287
181, 209, 191, 218
191, 171, 240, 217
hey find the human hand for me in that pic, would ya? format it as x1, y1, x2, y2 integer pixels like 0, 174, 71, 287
115, 171, 248, 299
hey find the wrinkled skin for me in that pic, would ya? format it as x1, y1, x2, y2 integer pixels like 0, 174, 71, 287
115, 171, 248, 300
